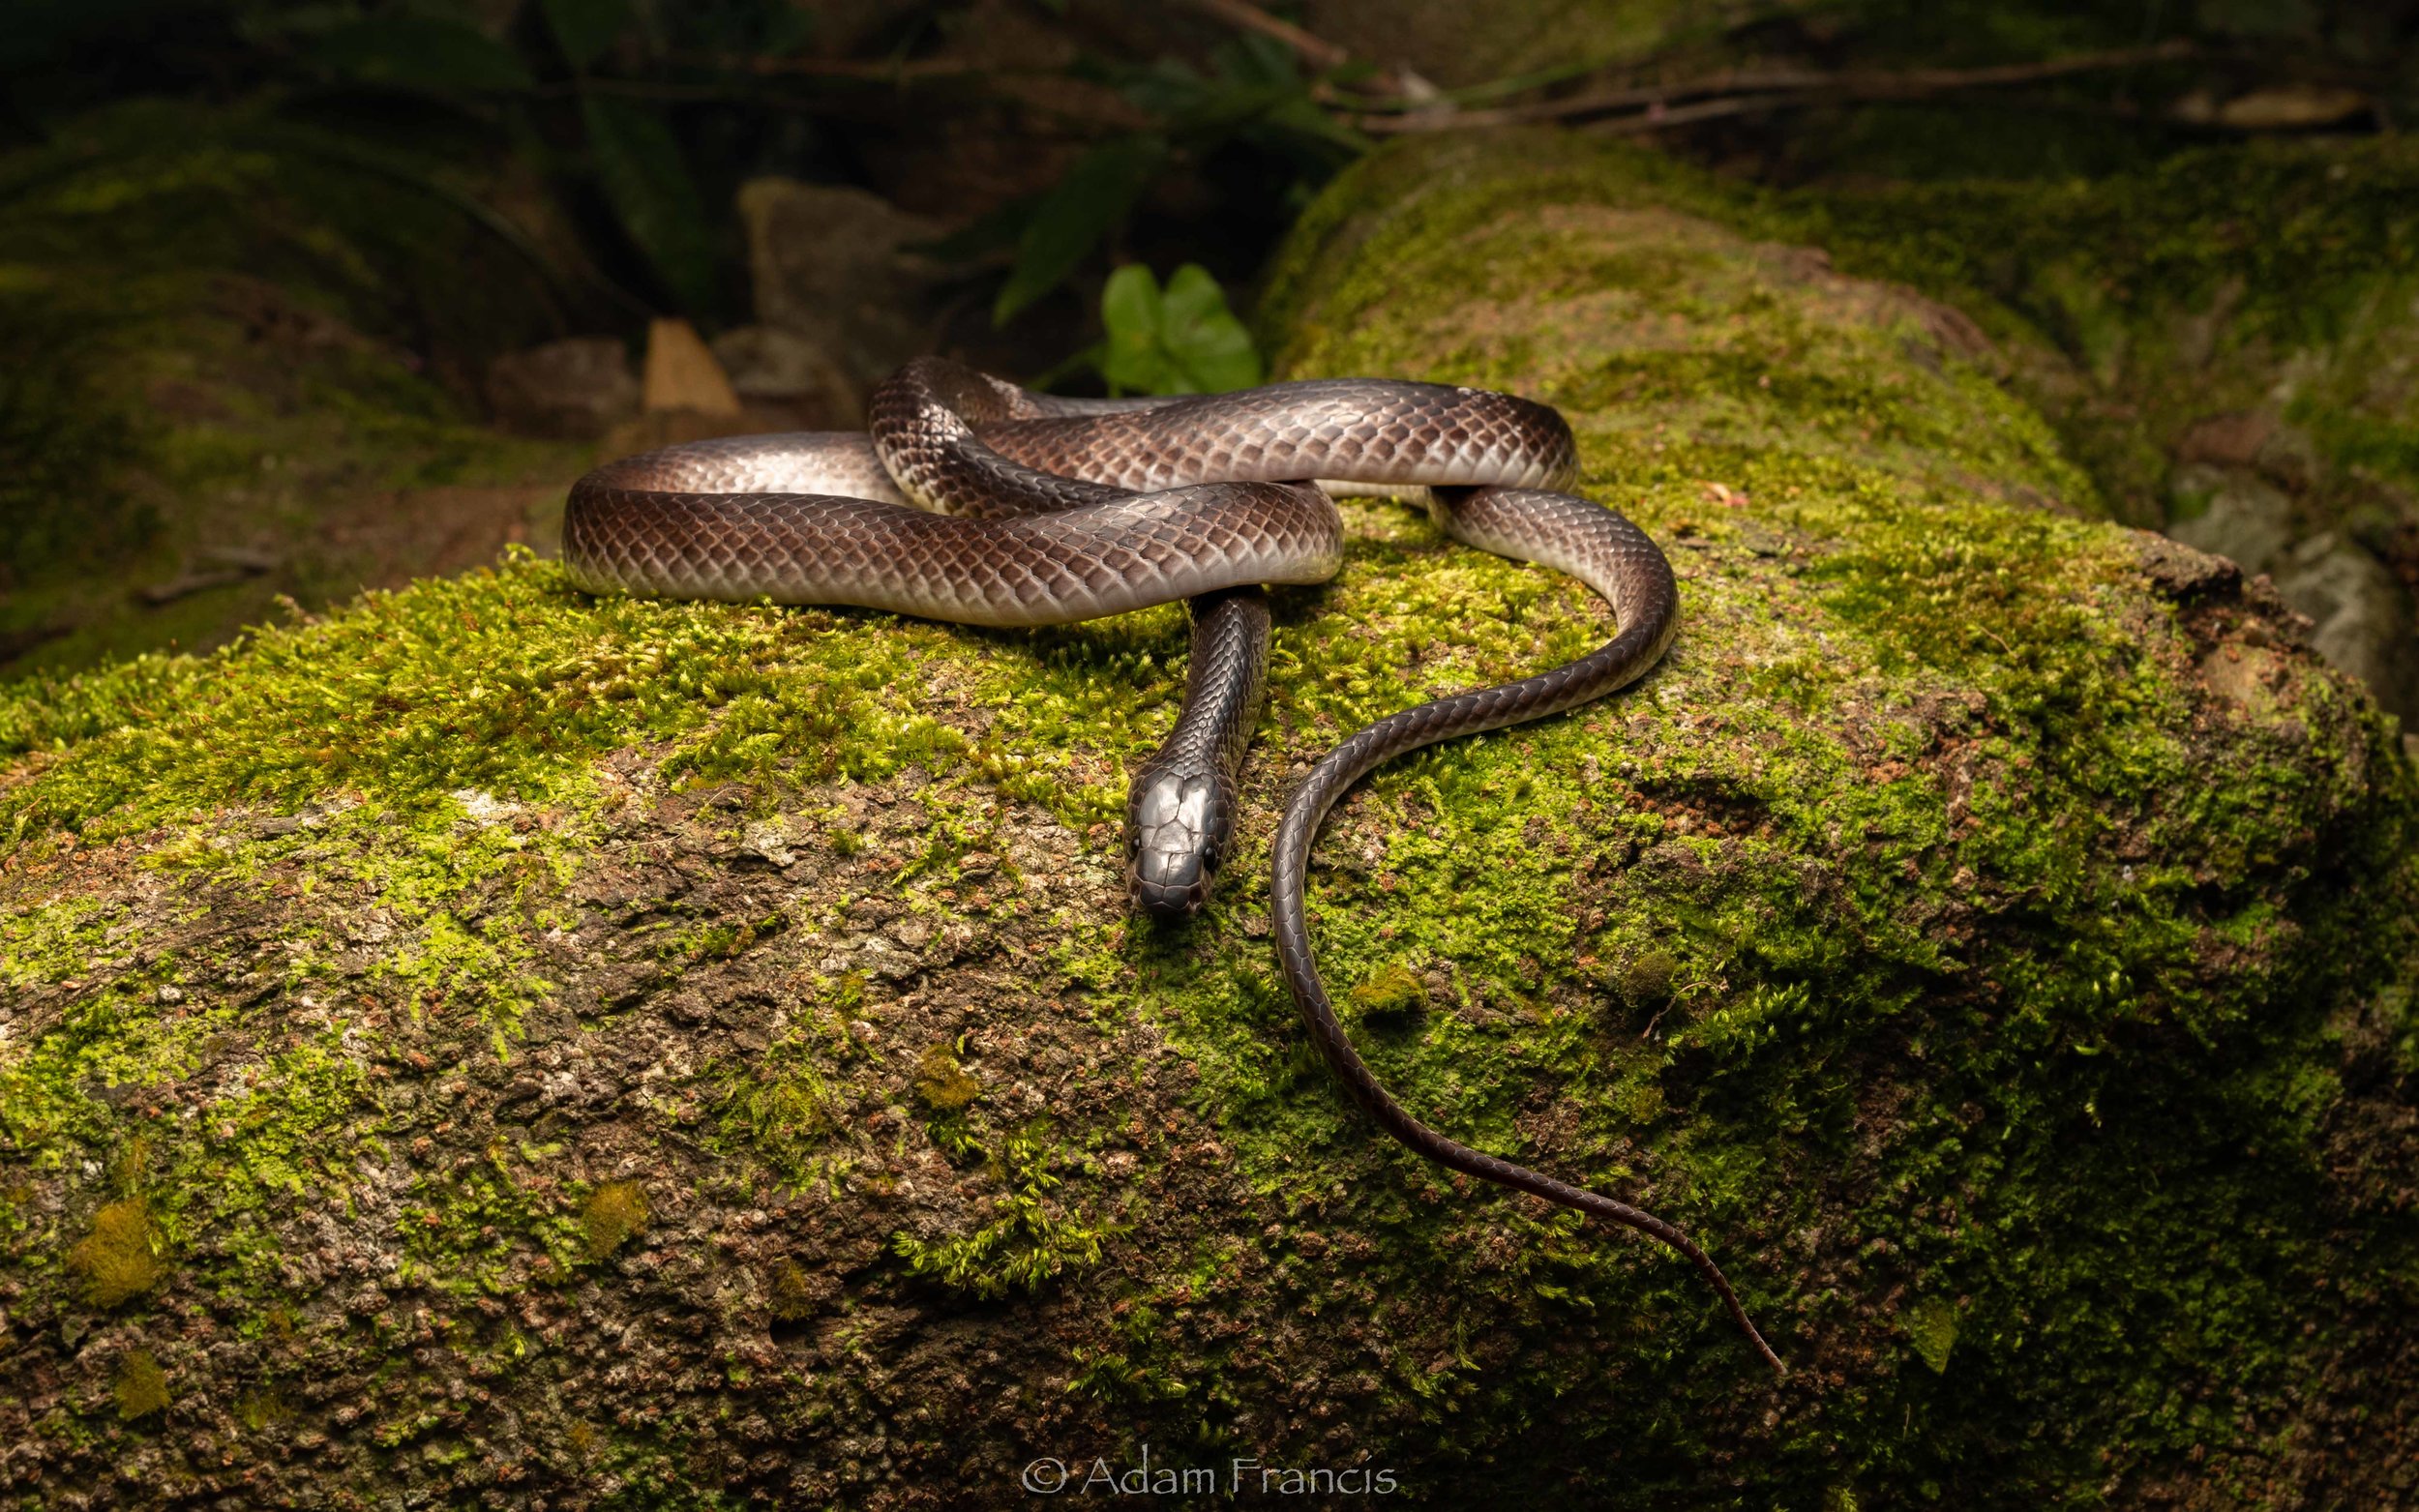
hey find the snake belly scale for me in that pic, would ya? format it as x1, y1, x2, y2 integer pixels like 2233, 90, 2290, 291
564, 357, 1782, 1373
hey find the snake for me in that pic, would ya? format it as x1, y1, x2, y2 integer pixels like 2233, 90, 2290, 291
565, 357, 1782, 1374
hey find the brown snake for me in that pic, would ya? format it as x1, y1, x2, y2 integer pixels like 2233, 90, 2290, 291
564, 357, 1782, 1373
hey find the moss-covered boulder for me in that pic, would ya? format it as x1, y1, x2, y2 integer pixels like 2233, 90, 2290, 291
1778, 139, 2419, 719
3, 133, 2415, 1508
1781, 137, 2419, 533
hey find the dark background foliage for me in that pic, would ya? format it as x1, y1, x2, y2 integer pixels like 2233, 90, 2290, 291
10, 0, 2414, 363
0, 0, 2413, 638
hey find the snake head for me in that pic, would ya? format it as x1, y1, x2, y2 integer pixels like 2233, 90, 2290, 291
1125, 767, 1226, 921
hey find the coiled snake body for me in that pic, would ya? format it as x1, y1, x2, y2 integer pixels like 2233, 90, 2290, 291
566, 357, 1781, 1372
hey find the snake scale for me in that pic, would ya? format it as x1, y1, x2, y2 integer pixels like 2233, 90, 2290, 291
565, 357, 1782, 1373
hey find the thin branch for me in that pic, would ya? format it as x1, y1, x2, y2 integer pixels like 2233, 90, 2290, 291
669, 52, 983, 82
1355, 39, 2199, 133
1184, 0, 1444, 105
1358, 66, 1824, 131
1578, 80, 2383, 141
1579, 93, 1818, 136
1183, 0, 1353, 73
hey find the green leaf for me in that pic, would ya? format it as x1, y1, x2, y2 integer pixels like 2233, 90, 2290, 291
1098, 264, 1175, 395
579, 95, 715, 314
993, 136, 1165, 326
538, 0, 631, 72
1097, 262, 1261, 397
1157, 263, 1262, 392
311, 16, 535, 94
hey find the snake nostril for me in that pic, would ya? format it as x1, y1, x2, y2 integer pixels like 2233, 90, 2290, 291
1130, 874, 1206, 922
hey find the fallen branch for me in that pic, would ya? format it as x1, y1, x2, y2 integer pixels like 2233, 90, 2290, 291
1576, 79, 2381, 141
1354, 39, 2199, 133
1184, 0, 1351, 73
1578, 94, 1817, 137
1184, 0, 1439, 104
673, 53, 983, 81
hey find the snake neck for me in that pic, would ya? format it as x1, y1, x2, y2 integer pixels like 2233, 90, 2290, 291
1127, 590, 1270, 919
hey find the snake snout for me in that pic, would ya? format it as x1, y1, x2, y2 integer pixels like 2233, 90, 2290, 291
1126, 768, 1222, 921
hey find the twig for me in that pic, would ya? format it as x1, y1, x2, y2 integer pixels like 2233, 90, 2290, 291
671, 52, 982, 82
1577, 82, 2384, 142
1355, 39, 2198, 133
1184, 0, 1352, 73
1579, 94, 1816, 136
1185, 0, 1441, 105
1356, 65, 1821, 128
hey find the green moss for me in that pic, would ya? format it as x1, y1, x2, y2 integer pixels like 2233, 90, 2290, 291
0, 100, 586, 678
892, 1123, 1109, 1299
580, 1180, 649, 1262
1618, 949, 1678, 1007
234, 1384, 294, 1430
709, 993, 863, 1195
67, 1199, 162, 1308
1903, 1294, 1959, 1375
112, 1348, 170, 1421
1772, 137, 2419, 523
0, 275, 155, 578
715, 1062, 842, 1191
664, 912, 786, 964
1199, 129, 2412, 1499
402, 1138, 587, 1295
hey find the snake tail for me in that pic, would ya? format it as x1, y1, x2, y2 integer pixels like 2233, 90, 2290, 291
1269, 486, 1785, 1377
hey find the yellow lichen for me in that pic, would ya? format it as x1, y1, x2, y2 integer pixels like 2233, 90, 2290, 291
580, 1180, 649, 1261
113, 1349, 169, 1420
769, 1259, 821, 1321
67, 1199, 161, 1308
1345, 964, 1427, 1023
912, 1041, 982, 1112
235, 1385, 293, 1430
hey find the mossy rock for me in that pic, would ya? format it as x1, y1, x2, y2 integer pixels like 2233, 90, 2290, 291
2, 133, 2415, 1507
1778, 136, 2419, 531
1764, 138, 2419, 723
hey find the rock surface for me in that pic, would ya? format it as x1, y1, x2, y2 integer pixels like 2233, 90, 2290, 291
734, 179, 949, 406
485, 338, 641, 441
709, 325, 859, 430
3, 133, 2416, 1509
2275, 532, 2419, 715
2169, 464, 2417, 714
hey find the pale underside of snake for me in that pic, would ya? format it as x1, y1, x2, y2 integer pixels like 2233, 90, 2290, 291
564, 357, 1783, 1374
